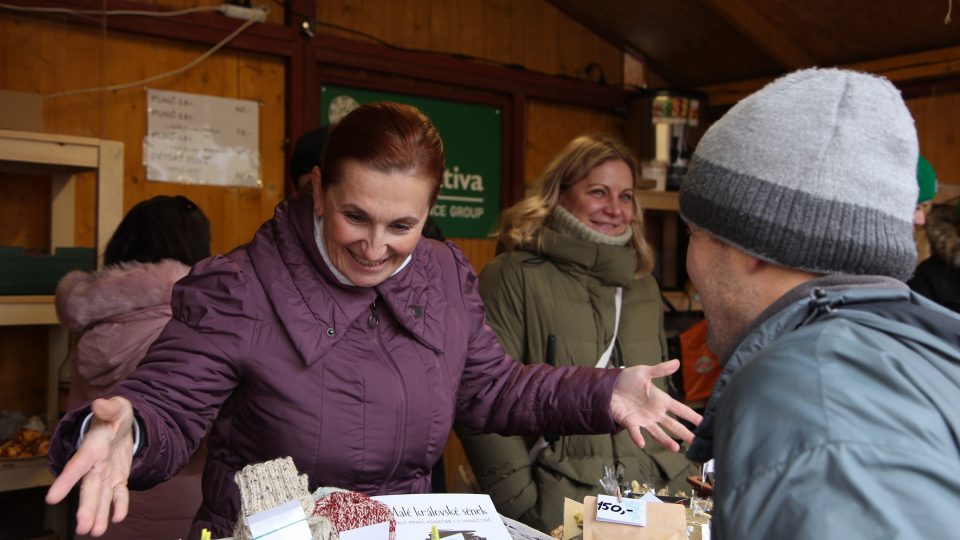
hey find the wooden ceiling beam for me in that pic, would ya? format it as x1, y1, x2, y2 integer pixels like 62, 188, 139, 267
700, 0, 816, 71
702, 45, 960, 106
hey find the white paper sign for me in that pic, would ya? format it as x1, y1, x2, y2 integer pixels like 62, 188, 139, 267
338, 521, 390, 540
594, 494, 647, 527
245, 499, 312, 540
638, 492, 663, 504
144, 88, 261, 187
372, 493, 511, 540
500, 514, 556, 540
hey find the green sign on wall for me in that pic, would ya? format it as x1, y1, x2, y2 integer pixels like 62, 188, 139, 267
321, 85, 501, 238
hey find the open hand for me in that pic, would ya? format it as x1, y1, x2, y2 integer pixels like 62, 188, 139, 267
45, 396, 136, 536
610, 360, 702, 452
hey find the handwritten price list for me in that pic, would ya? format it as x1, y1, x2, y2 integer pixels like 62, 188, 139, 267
144, 89, 261, 187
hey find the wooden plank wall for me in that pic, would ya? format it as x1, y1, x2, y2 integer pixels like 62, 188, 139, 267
1, 0, 628, 275
316, 0, 623, 88
909, 94, 960, 192
0, 15, 287, 256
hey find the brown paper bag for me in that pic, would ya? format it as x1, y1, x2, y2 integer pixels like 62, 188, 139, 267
562, 498, 584, 540
581, 496, 686, 540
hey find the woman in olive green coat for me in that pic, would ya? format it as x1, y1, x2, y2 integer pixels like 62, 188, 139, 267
458, 134, 697, 532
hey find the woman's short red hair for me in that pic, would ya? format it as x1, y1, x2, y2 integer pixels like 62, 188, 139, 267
320, 102, 445, 201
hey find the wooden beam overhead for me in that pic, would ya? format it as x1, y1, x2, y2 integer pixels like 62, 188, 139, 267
701, 0, 816, 71
311, 34, 633, 110
703, 44, 960, 106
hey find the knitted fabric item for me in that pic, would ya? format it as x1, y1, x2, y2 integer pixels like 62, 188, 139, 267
550, 204, 633, 246
313, 491, 396, 539
679, 68, 918, 281
232, 457, 337, 540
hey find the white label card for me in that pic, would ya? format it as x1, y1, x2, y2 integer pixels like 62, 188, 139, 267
245, 499, 312, 540
594, 494, 647, 527
338, 521, 390, 540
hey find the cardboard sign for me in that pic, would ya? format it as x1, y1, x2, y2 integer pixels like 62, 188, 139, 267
582, 496, 686, 540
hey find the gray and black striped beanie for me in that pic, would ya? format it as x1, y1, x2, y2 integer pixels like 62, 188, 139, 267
679, 68, 919, 281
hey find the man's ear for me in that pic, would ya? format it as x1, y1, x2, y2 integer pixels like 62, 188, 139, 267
311, 166, 324, 214
731, 248, 764, 275
744, 255, 764, 274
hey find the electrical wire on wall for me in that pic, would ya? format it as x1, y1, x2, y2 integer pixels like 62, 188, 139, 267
5, 2, 624, 96
299, 18, 628, 91
0, 2, 269, 99
0, 3, 221, 17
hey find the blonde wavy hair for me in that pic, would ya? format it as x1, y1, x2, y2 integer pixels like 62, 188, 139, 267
497, 134, 655, 276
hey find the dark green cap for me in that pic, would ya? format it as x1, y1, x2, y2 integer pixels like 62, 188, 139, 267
917, 155, 937, 203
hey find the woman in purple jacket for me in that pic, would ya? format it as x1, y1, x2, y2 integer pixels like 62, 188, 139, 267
45, 102, 701, 538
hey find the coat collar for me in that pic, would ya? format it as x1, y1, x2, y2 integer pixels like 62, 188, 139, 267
247, 196, 445, 367
374, 242, 447, 353
686, 275, 908, 463
534, 228, 638, 287
55, 259, 189, 332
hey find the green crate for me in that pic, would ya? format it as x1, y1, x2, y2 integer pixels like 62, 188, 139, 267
0, 246, 97, 295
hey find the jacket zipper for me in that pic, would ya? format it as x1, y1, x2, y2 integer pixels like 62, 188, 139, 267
370, 296, 408, 494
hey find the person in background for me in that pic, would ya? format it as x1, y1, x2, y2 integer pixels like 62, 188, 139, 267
458, 134, 697, 532
909, 194, 960, 313
913, 155, 937, 226
680, 68, 960, 539
44, 102, 701, 538
289, 125, 331, 196
55, 195, 211, 540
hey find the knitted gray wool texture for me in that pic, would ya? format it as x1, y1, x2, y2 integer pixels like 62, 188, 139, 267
679, 68, 919, 280
232, 457, 336, 540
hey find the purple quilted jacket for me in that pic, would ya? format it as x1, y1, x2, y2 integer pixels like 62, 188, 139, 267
49, 195, 621, 537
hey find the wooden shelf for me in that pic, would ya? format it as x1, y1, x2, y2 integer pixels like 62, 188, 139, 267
638, 190, 679, 212
0, 459, 53, 491
0, 130, 123, 497
639, 190, 685, 289
0, 130, 100, 169
0, 296, 57, 326
662, 290, 702, 312
0, 129, 124, 263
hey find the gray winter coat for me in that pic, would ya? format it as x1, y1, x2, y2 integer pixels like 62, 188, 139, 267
48, 195, 623, 538
688, 275, 960, 539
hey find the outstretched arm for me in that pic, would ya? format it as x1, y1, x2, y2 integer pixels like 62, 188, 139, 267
45, 396, 136, 536
610, 360, 702, 452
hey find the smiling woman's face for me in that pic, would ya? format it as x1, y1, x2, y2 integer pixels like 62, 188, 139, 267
558, 159, 635, 236
313, 159, 432, 287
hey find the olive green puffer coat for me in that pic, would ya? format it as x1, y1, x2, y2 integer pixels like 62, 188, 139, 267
457, 229, 697, 532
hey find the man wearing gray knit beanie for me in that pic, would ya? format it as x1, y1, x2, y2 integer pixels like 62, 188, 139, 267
680, 68, 960, 539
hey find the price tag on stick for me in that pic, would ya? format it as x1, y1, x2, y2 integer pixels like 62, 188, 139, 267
594, 494, 647, 527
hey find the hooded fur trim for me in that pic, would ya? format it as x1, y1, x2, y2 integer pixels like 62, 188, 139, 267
925, 203, 960, 270
56, 259, 190, 331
